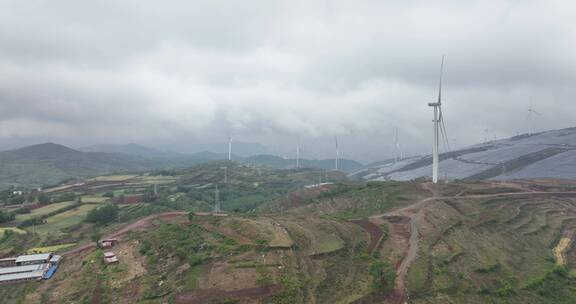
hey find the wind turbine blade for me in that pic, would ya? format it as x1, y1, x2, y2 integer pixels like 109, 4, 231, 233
439, 108, 451, 151
438, 55, 445, 104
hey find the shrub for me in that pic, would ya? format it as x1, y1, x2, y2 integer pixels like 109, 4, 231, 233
13, 207, 31, 214
370, 260, 396, 293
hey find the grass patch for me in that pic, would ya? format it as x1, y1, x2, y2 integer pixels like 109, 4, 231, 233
184, 265, 201, 291
15, 201, 76, 222
27, 243, 76, 254
33, 204, 99, 234
81, 195, 108, 204
0, 227, 27, 238
88, 175, 138, 182
406, 252, 431, 297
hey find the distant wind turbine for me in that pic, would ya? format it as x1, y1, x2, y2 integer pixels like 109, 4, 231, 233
394, 128, 404, 162
334, 136, 339, 171
428, 56, 450, 184
228, 135, 232, 161
527, 102, 541, 136
296, 141, 301, 169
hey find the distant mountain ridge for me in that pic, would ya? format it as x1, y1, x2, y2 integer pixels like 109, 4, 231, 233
0, 143, 365, 189
79, 143, 184, 159
354, 127, 576, 181
0, 143, 167, 188
81, 143, 365, 172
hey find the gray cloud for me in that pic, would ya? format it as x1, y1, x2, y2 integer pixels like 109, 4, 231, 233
0, 0, 575, 161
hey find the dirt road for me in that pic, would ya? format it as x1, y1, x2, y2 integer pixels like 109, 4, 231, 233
349, 219, 384, 254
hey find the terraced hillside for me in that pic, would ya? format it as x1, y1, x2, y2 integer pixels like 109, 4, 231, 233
391, 181, 576, 304
0, 213, 381, 304
355, 127, 576, 181
2, 178, 576, 304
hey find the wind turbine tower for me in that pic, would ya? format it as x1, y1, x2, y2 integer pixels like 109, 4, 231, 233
334, 136, 339, 171
428, 56, 448, 184
296, 143, 301, 169
214, 184, 221, 212
394, 128, 403, 162
228, 136, 232, 161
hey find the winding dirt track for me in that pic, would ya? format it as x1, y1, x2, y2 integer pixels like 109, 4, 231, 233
372, 185, 576, 304
349, 219, 384, 254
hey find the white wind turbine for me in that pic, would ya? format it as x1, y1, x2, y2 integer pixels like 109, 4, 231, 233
334, 136, 340, 171
227, 135, 232, 161
484, 128, 490, 143
427, 56, 450, 184
394, 128, 404, 163
527, 102, 541, 136
296, 140, 301, 169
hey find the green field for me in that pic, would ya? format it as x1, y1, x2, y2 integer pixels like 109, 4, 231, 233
15, 201, 77, 222
87, 175, 138, 182
32, 204, 100, 234
81, 195, 108, 204
139, 175, 178, 184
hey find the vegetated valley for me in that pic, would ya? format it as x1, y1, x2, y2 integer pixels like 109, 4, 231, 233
1, 162, 576, 304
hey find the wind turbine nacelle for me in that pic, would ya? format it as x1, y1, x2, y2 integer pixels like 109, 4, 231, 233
428, 102, 440, 107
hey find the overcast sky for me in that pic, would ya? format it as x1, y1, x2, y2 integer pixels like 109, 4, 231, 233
0, 0, 575, 162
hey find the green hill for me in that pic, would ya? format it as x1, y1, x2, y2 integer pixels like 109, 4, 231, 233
0, 143, 165, 188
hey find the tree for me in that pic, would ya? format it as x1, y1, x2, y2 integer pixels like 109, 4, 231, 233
8, 195, 25, 205
85, 203, 119, 225
143, 189, 156, 203
91, 231, 102, 247
188, 212, 195, 222
37, 194, 51, 205
103, 192, 115, 198
0, 210, 15, 223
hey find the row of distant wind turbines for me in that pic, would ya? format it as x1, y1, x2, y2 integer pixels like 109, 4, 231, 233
226, 135, 346, 170
226, 127, 406, 174
225, 56, 543, 185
